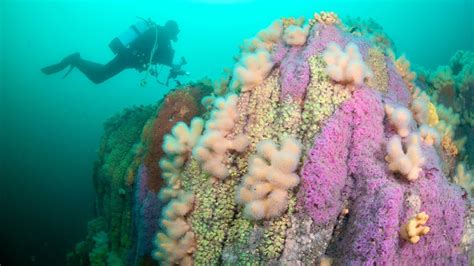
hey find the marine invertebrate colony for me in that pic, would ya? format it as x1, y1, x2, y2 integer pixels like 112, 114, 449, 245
231, 50, 274, 92
69, 11, 473, 266
400, 212, 431, 244
385, 104, 413, 137
153, 191, 195, 264
283, 24, 310, 46
159, 117, 204, 200
323, 42, 373, 87
67, 84, 213, 265
192, 94, 249, 179
386, 134, 425, 181
236, 137, 302, 220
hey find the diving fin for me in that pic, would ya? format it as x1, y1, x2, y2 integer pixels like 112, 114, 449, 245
41, 52, 80, 75
41, 62, 69, 75
62, 65, 75, 78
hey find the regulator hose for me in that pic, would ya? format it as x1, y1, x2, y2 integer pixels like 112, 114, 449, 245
140, 20, 162, 87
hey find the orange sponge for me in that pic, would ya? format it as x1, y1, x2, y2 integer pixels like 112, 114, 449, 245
400, 212, 430, 244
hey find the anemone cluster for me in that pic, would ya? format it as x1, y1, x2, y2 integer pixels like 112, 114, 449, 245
68, 11, 473, 266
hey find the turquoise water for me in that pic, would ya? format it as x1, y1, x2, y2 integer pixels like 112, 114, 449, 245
1, 0, 472, 265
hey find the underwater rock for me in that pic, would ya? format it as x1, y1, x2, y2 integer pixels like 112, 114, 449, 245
143, 85, 212, 193
70, 12, 473, 266
67, 83, 212, 265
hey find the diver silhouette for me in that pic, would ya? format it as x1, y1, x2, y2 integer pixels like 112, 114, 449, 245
41, 19, 181, 84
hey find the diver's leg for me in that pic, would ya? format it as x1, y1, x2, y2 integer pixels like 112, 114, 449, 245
41, 53, 80, 75
74, 55, 129, 84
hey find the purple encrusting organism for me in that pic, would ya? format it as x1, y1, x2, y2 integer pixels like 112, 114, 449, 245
340, 178, 404, 264
278, 25, 340, 100
346, 88, 386, 180
130, 164, 161, 264
272, 42, 288, 65
300, 89, 356, 224
385, 58, 412, 106
334, 88, 405, 263
396, 145, 468, 264
300, 86, 469, 263
279, 47, 310, 99
303, 25, 345, 58
278, 25, 371, 100
350, 36, 371, 60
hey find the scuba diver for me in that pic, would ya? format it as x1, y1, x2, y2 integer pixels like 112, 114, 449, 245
41, 19, 188, 85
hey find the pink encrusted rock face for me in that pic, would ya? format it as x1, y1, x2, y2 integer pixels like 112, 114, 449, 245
386, 58, 412, 106
397, 146, 468, 264
274, 22, 381, 105
301, 88, 386, 224
277, 24, 373, 100
350, 36, 371, 60
272, 42, 288, 65
269, 22, 469, 263
303, 24, 346, 58
300, 87, 469, 264
280, 47, 310, 100
339, 178, 404, 264
300, 90, 354, 224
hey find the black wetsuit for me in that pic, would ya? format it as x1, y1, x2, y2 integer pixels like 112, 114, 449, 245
42, 25, 175, 84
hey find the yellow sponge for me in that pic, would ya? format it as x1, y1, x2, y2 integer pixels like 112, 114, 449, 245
427, 102, 439, 126
400, 212, 430, 244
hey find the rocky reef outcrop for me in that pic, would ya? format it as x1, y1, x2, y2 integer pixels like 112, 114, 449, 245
67, 11, 473, 266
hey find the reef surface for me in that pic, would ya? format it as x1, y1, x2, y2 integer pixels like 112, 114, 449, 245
67, 12, 473, 266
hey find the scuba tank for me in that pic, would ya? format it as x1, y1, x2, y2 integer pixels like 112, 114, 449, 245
109, 19, 154, 54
